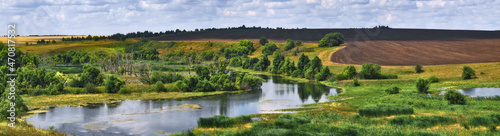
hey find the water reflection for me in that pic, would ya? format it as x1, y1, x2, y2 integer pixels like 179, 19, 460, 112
27, 76, 337, 136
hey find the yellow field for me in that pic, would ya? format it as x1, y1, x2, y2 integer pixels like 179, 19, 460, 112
0, 36, 83, 45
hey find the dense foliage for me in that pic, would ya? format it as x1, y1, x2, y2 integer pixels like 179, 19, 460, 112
415, 64, 423, 73
359, 104, 414, 117
318, 32, 344, 47
445, 90, 466, 105
415, 78, 431, 93
259, 37, 268, 45
104, 75, 125, 93
70, 65, 105, 87
462, 66, 476, 80
261, 42, 279, 56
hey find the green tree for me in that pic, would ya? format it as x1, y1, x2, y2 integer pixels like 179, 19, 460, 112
270, 52, 285, 74
70, 64, 105, 87
194, 65, 211, 80
52, 40, 56, 44
416, 78, 431, 93
342, 66, 357, 79
104, 75, 125, 93
462, 66, 476, 80
261, 42, 279, 56
254, 55, 270, 71
155, 81, 166, 92
315, 66, 332, 81
284, 38, 295, 51
259, 37, 268, 45
0, 84, 29, 122
297, 53, 310, 71
241, 75, 265, 89
445, 90, 466, 105
318, 32, 344, 47
195, 79, 214, 92
359, 63, 382, 79
239, 39, 255, 52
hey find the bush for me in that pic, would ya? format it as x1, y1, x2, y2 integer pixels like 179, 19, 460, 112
462, 66, 476, 80
352, 78, 360, 86
318, 32, 344, 47
198, 115, 235, 128
82, 83, 98, 93
155, 81, 167, 92
118, 87, 132, 94
195, 79, 214, 92
47, 82, 64, 95
104, 75, 125, 93
358, 104, 414, 117
284, 39, 295, 51
428, 76, 439, 83
70, 64, 104, 87
385, 86, 400, 94
241, 75, 265, 89
416, 78, 431, 93
359, 63, 382, 79
445, 90, 466, 105
415, 64, 423, 73
389, 115, 456, 128
259, 37, 268, 45
262, 42, 279, 56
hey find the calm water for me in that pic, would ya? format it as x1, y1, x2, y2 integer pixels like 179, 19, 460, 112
26, 75, 338, 136
440, 88, 500, 97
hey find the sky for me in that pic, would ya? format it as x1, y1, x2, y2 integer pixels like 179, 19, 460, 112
1, 0, 499, 35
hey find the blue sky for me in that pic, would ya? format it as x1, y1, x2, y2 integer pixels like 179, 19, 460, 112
1, 0, 499, 35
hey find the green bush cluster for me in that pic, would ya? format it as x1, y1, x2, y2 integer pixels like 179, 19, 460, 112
358, 63, 397, 79
389, 115, 456, 128
462, 66, 476, 80
358, 104, 414, 117
445, 90, 466, 105
428, 76, 439, 83
415, 64, 423, 73
318, 32, 344, 47
416, 78, 431, 93
104, 75, 125, 93
385, 86, 400, 94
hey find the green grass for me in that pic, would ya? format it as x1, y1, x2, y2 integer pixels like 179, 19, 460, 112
358, 104, 414, 117
389, 115, 456, 128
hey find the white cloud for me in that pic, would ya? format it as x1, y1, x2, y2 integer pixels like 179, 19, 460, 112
0, 0, 499, 35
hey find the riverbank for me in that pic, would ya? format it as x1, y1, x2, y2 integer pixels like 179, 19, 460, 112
196, 63, 500, 135
23, 90, 249, 109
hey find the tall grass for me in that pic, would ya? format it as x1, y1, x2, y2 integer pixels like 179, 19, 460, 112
197, 115, 251, 128
389, 115, 456, 128
468, 114, 500, 127
358, 104, 414, 117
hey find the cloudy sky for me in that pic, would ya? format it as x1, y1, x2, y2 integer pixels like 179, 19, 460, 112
1, 0, 499, 35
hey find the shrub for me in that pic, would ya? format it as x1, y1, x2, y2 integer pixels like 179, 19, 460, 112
358, 104, 414, 117
415, 64, 423, 73
428, 76, 439, 83
198, 115, 235, 128
70, 64, 104, 87
359, 63, 382, 79
342, 66, 357, 79
389, 115, 456, 128
47, 82, 64, 95
416, 78, 431, 93
445, 90, 466, 105
318, 32, 344, 47
284, 39, 295, 51
352, 78, 360, 86
195, 79, 214, 92
155, 81, 167, 92
118, 87, 132, 94
85, 83, 99, 93
259, 37, 268, 45
241, 75, 265, 89
104, 75, 125, 93
261, 42, 279, 56
462, 66, 476, 80
385, 86, 400, 94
